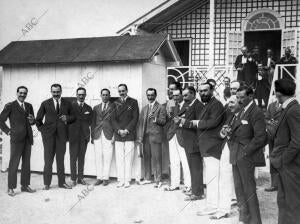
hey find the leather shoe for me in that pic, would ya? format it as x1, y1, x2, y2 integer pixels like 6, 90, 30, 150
71, 181, 77, 187
103, 180, 109, 186
59, 183, 72, 189
43, 185, 50, 190
21, 186, 36, 193
264, 186, 278, 192
184, 194, 205, 201
77, 179, 87, 185
8, 189, 16, 197
94, 179, 103, 186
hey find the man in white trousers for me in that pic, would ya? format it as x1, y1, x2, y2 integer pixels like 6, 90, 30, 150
211, 95, 241, 219
165, 89, 191, 192
185, 82, 226, 216
91, 89, 115, 186
111, 84, 139, 188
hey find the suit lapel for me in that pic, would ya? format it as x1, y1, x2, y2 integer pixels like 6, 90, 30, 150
199, 97, 215, 120
49, 98, 56, 113
274, 100, 297, 136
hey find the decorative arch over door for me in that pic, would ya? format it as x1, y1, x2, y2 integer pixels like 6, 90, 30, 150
242, 8, 284, 31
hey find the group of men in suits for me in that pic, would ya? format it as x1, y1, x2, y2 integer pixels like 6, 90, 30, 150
1, 78, 300, 224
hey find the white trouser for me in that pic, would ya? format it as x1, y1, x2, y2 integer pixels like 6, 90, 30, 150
115, 141, 135, 184
94, 132, 113, 180
168, 135, 191, 188
217, 143, 234, 213
203, 156, 220, 208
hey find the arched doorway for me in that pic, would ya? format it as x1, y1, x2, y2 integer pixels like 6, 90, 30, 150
242, 9, 284, 64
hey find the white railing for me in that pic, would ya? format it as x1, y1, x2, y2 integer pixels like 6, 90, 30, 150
268, 64, 299, 103
167, 65, 234, 91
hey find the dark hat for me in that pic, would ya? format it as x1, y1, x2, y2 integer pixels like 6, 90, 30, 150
275, 79, 296, 96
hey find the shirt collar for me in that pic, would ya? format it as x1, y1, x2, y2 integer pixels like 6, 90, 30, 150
179, 100, 184, 108
17, 99, 24, 106
243, 100, 253, 113
149, 101, 156, 107
77, 101, 84, 106
282, 97, 296, 109
53, 98, 61, 104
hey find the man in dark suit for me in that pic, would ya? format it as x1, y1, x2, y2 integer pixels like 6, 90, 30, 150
0, 86, 36, 196
227, 85, 266, 224
111, 84, 139, 188
278, 47, 298, 80
137, 88, 166, 187
264, 100, 282, 192
91, 88, 115, 186
270, 79, 300, 224
36, 84, 75, 190
69, 87, 92, 186
179, 87, 204, 200
184, 82, 225, 215
235, 46, 248, 82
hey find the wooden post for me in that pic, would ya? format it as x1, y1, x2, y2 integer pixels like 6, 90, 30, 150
208, 0, 215, 78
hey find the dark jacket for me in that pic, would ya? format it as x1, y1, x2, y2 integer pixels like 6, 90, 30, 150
111, 97, 139, 142
195, 97, 225, 159
68, 102, 93, 143
36, 98, 75, 141
91, 102, 115, 141
181, 99, 204, 153
228, 102, 267, 166
136, 101, 166, 144
270, 100, 300, 169
0, 100, 35, 145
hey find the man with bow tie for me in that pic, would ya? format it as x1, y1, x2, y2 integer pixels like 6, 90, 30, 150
0, 86, 36, 196
68, 87, 93, 186
136, 88, 166, 188
91, 88, 116, 186
227, 85, 266, 224
111, 84, 139, 188
36, 84, 76, 190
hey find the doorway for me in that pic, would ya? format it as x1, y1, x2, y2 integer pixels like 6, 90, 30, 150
244, 30, 282, 63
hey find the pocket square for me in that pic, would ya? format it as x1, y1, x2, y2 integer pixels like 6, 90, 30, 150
84, 111, 90, 114
241, 120, 248, 124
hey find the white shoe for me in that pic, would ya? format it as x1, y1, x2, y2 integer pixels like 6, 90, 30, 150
140, 180, 152, 185
124, 182, 130, 188
117, 182, 124, 188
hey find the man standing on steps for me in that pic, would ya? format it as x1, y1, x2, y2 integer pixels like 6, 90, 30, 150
36, 83, 76, 190
0, 86, 36, 196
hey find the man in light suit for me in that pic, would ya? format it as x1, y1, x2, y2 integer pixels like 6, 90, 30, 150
228, 86, 266, 224
164, 89, 192, 193
0, 86, 36, 196
69, 87, 93, 186
91, 88, 115, 186
36, 84, 75, 190
137, 88, 166, 187
111, 84, 139, 188
270, 79, 300, 224
179, 87, 204, 200
185, 82, 225, 215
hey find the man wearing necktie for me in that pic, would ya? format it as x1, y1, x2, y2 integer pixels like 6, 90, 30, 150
0, 86, 36, 196
91, 88, 116, 186
111, 84, 139, 188
36, 84, 76, 190
68, 87, 92, 186
136, 88, 166, 188
228, 85, 266, 224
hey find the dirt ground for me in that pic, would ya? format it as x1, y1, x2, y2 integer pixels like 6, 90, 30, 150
0, 163, 277, 224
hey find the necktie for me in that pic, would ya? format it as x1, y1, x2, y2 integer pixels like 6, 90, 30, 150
103, 103, 107, 111
56, 100, 59, 114
79, 103, 83, 112
21, 103, 25, 112
239, 108, 245, 119
148, 104, 153, 119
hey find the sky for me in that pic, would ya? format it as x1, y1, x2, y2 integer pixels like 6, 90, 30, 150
0, 0, 165, 49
